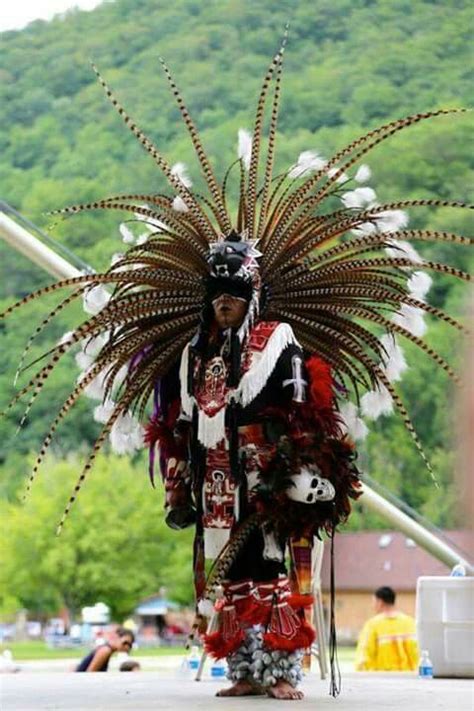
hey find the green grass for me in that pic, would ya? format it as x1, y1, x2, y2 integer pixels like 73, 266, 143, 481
1, 640, 356, 664
0, 641, 187, 661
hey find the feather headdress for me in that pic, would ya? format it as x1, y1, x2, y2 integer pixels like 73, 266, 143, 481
2, 33, 472, 532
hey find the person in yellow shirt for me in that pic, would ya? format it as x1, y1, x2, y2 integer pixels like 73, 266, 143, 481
355, 586, 419, 671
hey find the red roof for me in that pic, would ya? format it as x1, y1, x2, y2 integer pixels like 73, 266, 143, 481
320, 530, 473, 592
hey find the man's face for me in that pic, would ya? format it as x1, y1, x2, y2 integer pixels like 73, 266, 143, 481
212, 293, 248, 329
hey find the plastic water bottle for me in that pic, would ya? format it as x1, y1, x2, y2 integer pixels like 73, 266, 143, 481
210, 658, 227, 679
188, 646, 201, 672
418, 650, 433, 679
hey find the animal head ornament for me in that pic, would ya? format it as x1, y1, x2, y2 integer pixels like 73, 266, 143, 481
2, 32, 472, 531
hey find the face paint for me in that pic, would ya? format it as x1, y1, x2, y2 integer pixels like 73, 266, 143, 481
212, 293, 248, 329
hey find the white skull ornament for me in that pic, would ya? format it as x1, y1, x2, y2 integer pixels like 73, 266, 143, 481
286, 465, 336, 504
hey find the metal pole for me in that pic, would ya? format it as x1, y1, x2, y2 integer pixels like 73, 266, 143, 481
359, 482, 473, 573
0, 211, 82, 280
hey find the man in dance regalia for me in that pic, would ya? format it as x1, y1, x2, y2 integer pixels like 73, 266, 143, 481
145, 232, 361, 699
3, 32, 471, 703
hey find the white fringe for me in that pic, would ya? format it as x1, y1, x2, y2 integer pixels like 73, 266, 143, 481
119, 223, 135, 244
83, 285, 110, 315
339, 402, 369, 441
179, 324, 298, 447
407, 271, 432, 300
376, 209, 408, 233
172, 196, 189, 213
341, 186, 377, 208
93, 399, 116, 424
379, 333, 408, 383
238, 129, 252, 171
288, 150, 327, 179
385, 239, 423, 264
392, 303, 427, 337
197, 408, 227, 449
75, 351, 94, 371
351, 221, 377, 237
57, 330, 74, 346
354, 164, 371, 183
109, 412, 145, 455
235, 323, 298, 407
78, 369, 107, 401
360, 384, 394, 419
171, 162, 193, 188
197, 598, 215, 617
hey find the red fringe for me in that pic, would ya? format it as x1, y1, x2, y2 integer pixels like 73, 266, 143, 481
238, 598, 271, 627
203, 629, 245, 659
263, 621, 316, 652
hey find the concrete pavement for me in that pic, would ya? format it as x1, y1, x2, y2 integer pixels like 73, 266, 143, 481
1, 670, 473, 711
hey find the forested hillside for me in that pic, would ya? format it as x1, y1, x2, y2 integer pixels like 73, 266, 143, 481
0, 0, 472, 614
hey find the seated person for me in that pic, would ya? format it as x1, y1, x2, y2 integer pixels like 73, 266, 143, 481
76, 627, 134, 672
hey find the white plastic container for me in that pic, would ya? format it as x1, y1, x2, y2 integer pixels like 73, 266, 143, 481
416, 576, 474, 678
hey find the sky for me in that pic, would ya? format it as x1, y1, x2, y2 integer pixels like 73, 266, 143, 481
1, 0, 104, 32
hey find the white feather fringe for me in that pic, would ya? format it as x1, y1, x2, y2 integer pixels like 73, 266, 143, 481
354, 164, 372, 183
376, 209, 409, 233
407, 271, 433, 300
172, 196, 189, 213
238, 129, 252, 171
339, 402, 369, 441
379, 334, 408, 382
83, 285, 110, 315
392, 303, 427, 337
288, 150, 327, 179
119, 223, 135, 244
351, 221, 377, 237
341, 186, 377, 208
109, 412, 145, 455
385, 239, 423, 264
57, 330, 74, 346
75, 351, 94, 371
361, 384, 394, 419
197, 598, 215, 618
93, 399, 116, 424
171, 162, 193, 188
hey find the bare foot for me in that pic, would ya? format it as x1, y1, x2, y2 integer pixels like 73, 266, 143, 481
266, 680, 304, 700
216, 680, 265, 697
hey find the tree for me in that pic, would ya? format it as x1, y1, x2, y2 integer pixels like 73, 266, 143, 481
0, 454, 194, 620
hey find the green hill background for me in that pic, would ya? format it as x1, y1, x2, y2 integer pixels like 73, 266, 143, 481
0, 0, 472, 616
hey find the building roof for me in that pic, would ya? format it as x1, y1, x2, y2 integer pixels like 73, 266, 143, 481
320, 529, 473, 592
